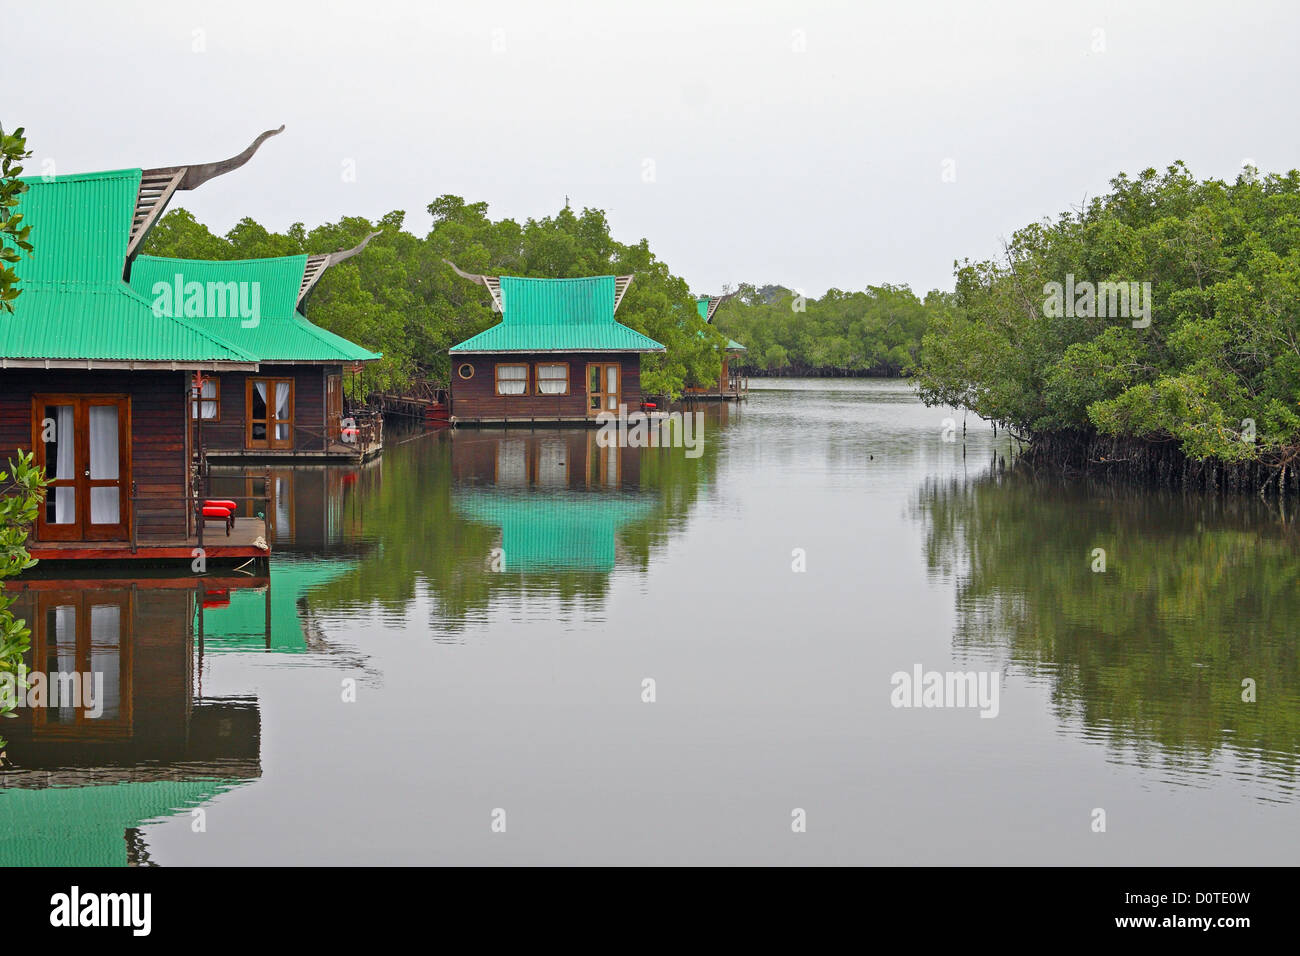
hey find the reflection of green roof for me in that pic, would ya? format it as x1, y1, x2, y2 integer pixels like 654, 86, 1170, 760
454, 490, 655, 572
197, 558, 356, 652
451, 276, 664, 353
0, 778, 245, 866
1, 171, 257, 366
129, 255, 382, 363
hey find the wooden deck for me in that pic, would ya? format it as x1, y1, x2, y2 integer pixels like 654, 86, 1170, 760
204, 443, 381, 463
28, 517, 270, 563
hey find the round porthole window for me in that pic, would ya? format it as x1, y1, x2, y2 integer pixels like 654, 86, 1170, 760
458, 363, 475, 380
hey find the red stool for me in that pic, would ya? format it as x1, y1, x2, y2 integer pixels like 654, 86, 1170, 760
201, 500, 237, 536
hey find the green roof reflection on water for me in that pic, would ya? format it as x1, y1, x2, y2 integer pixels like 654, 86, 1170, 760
0, 778, 246, 867
454, 490, 655, 573
197, 558, 357, 652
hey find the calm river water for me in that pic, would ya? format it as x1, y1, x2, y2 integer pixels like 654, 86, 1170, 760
2, 379, 1296, 865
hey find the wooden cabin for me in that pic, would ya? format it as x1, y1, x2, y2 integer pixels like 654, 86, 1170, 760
127, 239, 384, 463
683, 294, 748, 400
445, 264, 665, 424
0, 130, 285, 562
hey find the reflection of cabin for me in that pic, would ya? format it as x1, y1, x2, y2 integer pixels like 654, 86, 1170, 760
684, 294, 748, 400
446, 264, 665, 424
128, 241, 384, 463
451, 429, 639, 490
0, 576, 264, 865
207, 463, 376, 551
0, 131, 283, 562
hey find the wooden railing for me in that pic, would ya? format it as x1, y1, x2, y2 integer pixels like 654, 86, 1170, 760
129, 490, 271, 553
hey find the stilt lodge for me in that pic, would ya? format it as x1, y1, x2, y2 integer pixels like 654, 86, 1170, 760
445, 262, 665, 424
0, 129, 289, 562
684, 294, 748, 400
128, 234, 384, 463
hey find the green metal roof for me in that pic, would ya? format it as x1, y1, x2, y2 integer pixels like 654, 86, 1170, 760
1, 171, 257, 366
129, 255, 382, 363
696, 296, 745, 351
451, 275, 664, 353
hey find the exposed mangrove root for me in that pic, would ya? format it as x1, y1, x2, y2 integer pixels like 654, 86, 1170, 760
1015, 429, 1300, 501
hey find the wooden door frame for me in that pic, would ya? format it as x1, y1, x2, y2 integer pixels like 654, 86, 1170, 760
585, 361, 622, 418
245, 377, 295, 450
325, 372, 343, 441
31, 394, 132, 542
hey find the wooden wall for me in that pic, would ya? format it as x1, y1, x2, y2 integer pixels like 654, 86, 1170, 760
0, 369, 188, 539
198, 364, 335, 453
450, 353, 644, 420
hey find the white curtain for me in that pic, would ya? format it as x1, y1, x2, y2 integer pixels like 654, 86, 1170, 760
274, 382, 291, 441
89, 405, 119, 524
605, 366, 619, 409
192, 379, 217, 420
536, 364, 567, 395
53, 405, 75, 524
496, 366, 527, 395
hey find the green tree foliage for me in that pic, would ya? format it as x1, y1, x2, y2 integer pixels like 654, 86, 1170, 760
913, 163, 1300, 464
1, 453, 48, 747
0, 125, 34, 313
713, 283, 952, 376
143, 199, 727, 398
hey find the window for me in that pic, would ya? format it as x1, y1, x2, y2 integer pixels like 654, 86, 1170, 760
246, 378, 294, 449
535, 363, 569, 395
457, 363, 475, 380
495, 364, 528, 396
191, 377, 220, 421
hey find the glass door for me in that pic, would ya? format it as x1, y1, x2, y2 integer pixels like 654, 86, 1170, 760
32, 395, 131, 541
586, 363, 622, 417
246, 378, 294, 449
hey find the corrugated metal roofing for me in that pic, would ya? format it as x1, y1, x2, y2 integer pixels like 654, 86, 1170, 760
14, 169, 140, 285
130, 255, 382, 362
1, 172, 257, 365
450, 275, 664, 353
2, 285, 259, 364
696, 296, 745, 351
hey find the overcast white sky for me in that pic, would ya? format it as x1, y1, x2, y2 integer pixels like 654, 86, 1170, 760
9, 0, 1299, 296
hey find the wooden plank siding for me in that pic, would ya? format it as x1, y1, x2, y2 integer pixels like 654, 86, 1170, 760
450, 353, 643, 422
198, 364, 337, 454
0, 370, 189, 540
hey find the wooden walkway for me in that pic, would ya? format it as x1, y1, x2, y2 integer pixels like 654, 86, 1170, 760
29, 517, 270, 563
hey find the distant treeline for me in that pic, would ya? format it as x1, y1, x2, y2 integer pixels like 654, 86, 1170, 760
912, 162, 1300, 475
143, 200, 947, 396
713, 283, 953, 377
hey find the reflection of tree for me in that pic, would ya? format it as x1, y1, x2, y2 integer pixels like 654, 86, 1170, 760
311, 425, 722, 631
913, 471, 1300, 798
